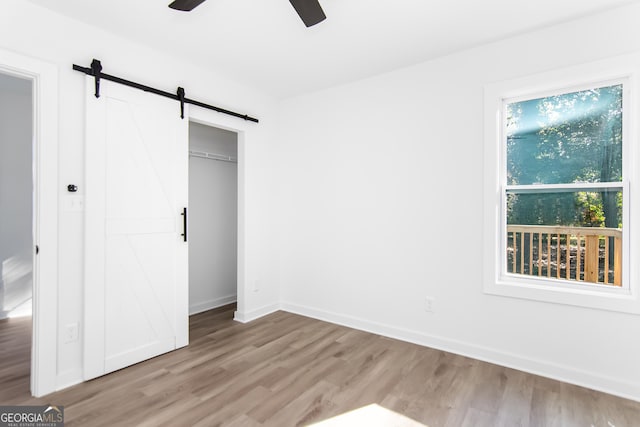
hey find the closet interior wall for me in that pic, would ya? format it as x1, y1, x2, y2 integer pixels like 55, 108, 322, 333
188, 122, 238, 315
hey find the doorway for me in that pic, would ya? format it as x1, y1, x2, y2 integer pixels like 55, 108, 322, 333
0, 72, 33, 396
0, 48, 64, 397
188, 122, 238, 314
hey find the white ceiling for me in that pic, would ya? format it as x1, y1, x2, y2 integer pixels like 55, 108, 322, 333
26, 0, 640, 98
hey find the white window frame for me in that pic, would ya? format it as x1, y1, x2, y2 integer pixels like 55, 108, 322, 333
483, 54, 640, 314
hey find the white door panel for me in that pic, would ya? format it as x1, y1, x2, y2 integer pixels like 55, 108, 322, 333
105, 218, 175, 235
85, 78, 188, 380
104, 235, 175, 372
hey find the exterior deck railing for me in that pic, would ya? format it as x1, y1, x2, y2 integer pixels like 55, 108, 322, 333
506, 225, 622, 286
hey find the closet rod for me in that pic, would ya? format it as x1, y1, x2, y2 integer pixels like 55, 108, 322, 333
189, 150, 237, 164
72, 59, 259, 123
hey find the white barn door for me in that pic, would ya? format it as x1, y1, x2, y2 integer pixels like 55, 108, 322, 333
84, 78, 188, 380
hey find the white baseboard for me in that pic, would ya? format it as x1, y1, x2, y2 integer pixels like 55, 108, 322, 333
280, 301, 640, 403
189, 295, 237, 315
234, 303, 280, 324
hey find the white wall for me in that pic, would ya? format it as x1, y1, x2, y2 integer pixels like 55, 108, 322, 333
189, 122, 238, 314
0, 73, 32, 320
277, 3, 640, 401
0, 0, 280, 389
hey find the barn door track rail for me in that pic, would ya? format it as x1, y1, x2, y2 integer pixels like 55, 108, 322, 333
72, 59, 259, 123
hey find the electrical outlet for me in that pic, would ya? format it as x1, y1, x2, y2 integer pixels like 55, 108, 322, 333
64, 323, 79, 343
424, 297, 435, 313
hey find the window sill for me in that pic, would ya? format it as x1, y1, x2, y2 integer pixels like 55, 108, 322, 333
484, 275, 640, 314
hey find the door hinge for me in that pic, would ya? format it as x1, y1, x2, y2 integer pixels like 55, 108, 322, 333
35, 245, 39, 255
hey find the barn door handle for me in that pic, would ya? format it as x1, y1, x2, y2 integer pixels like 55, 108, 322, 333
181, 207, 187, 242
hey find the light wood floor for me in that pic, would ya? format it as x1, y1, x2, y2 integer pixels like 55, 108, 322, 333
1, 305, 639, 426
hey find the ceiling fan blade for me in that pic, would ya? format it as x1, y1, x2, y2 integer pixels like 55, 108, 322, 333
168, 0, 207, 12
289, 0, 326, 27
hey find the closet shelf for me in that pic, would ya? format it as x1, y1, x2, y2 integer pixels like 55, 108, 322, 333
189, 150, 237, 164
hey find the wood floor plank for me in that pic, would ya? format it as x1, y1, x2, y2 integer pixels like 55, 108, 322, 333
460, 407, 497, 427
494, 368, 533, 427
2, 306, 640, 426
248, 356, 344, 423
259, 380, 339, 427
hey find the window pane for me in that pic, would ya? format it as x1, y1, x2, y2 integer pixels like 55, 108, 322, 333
507, 190, 622, 228
506, 190, 622, 285
506, 85, 622, 185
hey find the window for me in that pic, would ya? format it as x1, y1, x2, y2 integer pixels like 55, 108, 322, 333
483, 56, 640, 313
505, 84, 624, 287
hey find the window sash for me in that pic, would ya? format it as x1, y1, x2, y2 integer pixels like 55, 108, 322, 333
498, 79, 630, 292
505, 182, 623, 194
500, 181, 628, 291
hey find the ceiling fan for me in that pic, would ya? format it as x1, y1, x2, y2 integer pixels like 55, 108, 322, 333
168, 0, 327, 27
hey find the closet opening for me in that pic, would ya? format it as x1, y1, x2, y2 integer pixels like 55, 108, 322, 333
188, 122, 238, 315
0, 72, 34, 396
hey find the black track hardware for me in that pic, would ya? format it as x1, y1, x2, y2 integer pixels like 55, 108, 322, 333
72, 59, 259, 123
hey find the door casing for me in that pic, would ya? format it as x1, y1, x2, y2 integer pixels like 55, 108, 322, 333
0, 48, 59, 397
188, 111, 247, 322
